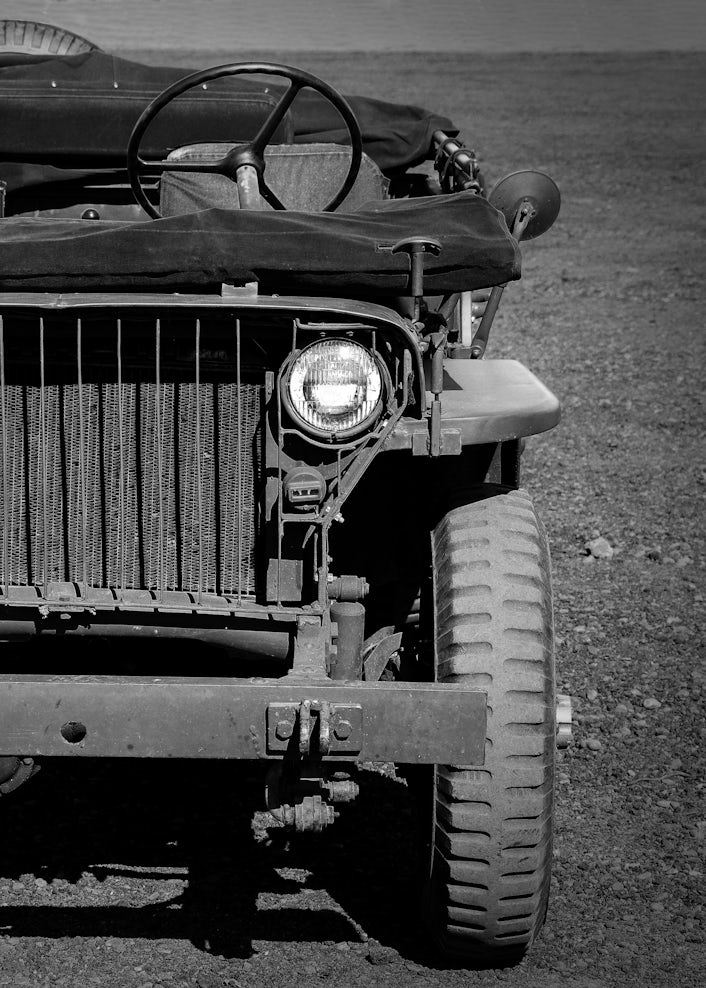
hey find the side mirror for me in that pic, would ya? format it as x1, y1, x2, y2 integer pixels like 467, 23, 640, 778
488, 170, 560, 241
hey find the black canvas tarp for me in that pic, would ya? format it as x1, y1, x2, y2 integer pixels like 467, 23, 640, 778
0, 192, 520, 294
0, 50, 457, 186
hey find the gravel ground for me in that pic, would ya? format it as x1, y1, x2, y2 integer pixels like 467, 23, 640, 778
0, 50, 704, 988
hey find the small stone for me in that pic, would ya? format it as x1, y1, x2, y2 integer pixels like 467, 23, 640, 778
651, 902, 666, 912
614, 704, 628, 715
675, 557, 692, 568
587, 688, 598, 702
367, 943, 397, 965
643, 697, 662, 710
405, 961, 426, 973
586, 536, 614, 560
586, 738, 602, 751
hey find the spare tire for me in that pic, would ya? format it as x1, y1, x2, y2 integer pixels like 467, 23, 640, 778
0, 20, 100, 55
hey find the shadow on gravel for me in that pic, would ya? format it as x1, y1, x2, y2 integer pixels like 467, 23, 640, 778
0, 758, 426, 960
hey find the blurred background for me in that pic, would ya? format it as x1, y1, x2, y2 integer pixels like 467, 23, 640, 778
4, 0, 706, 52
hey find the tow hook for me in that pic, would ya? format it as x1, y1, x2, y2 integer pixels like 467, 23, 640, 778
556, 695, 573, 748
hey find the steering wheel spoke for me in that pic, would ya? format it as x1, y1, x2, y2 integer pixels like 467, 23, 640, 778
251, 80, 303, 157
136, 157, 224, 176
257, 178, 287, 211
127, 61, 363, 219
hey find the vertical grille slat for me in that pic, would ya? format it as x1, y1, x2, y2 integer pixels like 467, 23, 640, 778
0, 317, 7, 599
76, 318, 88, 595
0, 312, 262, 600
39, 318, 49, 594
236, 319, 243, 605
116, 319, 126, 594
155, 319, 164, 602
194, 318, 203, 601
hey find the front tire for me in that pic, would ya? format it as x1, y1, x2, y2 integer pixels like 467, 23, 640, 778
0, 20, 101, 55
424, 488, 556, 965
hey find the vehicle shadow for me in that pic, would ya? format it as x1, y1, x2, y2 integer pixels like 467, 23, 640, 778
0, 758, 424, 960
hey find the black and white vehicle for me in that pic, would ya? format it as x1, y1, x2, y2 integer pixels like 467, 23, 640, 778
0, 20, 571, 965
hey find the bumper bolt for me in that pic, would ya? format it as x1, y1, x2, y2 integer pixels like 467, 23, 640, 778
334, 719, 352, 741
275, 720, 294, 741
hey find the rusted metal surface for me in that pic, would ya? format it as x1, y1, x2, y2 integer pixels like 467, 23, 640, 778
268, 793, 335, 832
267, 700, 363, 756
287, 616, 328, 680
0, 676, 487, 764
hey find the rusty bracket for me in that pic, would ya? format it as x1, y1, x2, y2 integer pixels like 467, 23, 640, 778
267, 700, 363, 756
287, 615, 328, 680
411, 427, 461, 456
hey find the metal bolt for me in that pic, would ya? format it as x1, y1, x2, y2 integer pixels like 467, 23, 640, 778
334, 719, 352, 741
275, 720, 294, 741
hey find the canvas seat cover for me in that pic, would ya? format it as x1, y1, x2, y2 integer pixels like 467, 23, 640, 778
160, 143, 389, 215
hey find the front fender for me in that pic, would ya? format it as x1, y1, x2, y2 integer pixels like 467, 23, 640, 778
385, 358, 560, 449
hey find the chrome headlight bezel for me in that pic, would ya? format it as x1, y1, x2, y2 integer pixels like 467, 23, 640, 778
281, 338, 386, 441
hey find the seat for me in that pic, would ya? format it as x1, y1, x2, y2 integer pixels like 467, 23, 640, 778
160, 142, 389, 215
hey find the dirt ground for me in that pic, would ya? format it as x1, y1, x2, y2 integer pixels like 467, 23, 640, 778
0, 50, 703, 988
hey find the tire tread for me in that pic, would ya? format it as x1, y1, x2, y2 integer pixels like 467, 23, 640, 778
428, 489, 555, 963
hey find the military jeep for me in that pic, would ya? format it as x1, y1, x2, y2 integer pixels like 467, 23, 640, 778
0, 19, 571, 965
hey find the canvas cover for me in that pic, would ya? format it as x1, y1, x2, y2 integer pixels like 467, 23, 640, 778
0, 50, 457, 190
0, 192, 520, 294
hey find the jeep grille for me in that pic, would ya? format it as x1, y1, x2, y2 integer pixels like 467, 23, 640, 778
0, 311, 262, 602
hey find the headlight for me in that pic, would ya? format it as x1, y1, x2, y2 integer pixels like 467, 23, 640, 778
285, 339, 383, 438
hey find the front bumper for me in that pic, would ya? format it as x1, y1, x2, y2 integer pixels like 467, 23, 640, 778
0, 676, 487, 765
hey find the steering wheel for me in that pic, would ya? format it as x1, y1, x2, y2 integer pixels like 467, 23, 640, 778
126, 62, 363, 219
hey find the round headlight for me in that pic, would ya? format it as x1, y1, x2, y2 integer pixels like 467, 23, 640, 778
286, 339, 383, 437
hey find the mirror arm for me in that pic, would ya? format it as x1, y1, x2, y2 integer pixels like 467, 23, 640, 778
469, 202, 535, 359
470, 284, 505, 360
